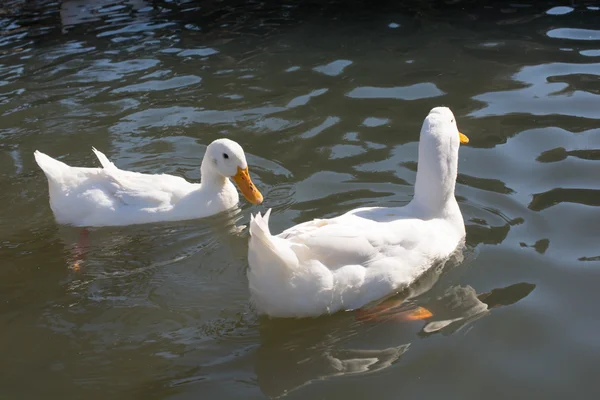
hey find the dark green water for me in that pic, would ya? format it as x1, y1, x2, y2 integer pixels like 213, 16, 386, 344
1, 0, 600, 398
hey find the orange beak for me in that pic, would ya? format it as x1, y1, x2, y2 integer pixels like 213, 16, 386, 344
459, 131, 469, 144
232, 166, 263, 205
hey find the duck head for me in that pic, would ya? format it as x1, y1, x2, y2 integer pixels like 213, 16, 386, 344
204, 138, 263, 205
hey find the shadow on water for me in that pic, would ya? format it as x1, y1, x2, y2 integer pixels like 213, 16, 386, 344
253, 249, 534, 398
255, 277, 535, 398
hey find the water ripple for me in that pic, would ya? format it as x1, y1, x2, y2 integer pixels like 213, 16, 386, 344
347, 83, 445, 100
74, 59, 160, 83
111, 105, 285, 134
112, 75, 202, 93
547, 28, 600, 41
471, 63, 600, 118
313, 59, 353, 76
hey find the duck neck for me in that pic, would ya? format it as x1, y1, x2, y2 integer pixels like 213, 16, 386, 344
412, 137, 458, 217
200, 157, 229, 191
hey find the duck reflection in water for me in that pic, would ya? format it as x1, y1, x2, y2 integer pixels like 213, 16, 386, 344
63, 206, 248, 271
356, 282, 536, 336
255, 313, 410, 398
255, 280, 534, 398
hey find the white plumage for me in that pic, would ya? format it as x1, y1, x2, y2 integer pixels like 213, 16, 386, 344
247, 107, 470, 318
34, 139, 263, 227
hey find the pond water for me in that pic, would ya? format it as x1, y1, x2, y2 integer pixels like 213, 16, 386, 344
1, 0, 600, 398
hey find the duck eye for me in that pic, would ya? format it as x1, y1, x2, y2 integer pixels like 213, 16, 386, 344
451, 118, 454, 123
223, 153, 229, 159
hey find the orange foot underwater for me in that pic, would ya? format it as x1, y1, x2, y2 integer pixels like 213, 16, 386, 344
355, 298, 433, 323
355, 282, 536, 323
72, 228, 89, 271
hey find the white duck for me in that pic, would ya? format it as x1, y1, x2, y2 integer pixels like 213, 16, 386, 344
34, 138, 263, 227
247, 107, 470, 318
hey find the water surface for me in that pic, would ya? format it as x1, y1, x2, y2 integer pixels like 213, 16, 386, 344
1, 0, 600, 398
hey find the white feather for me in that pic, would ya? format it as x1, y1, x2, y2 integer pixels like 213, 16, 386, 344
247, 107, 468, 318
34, 139, 261, 227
